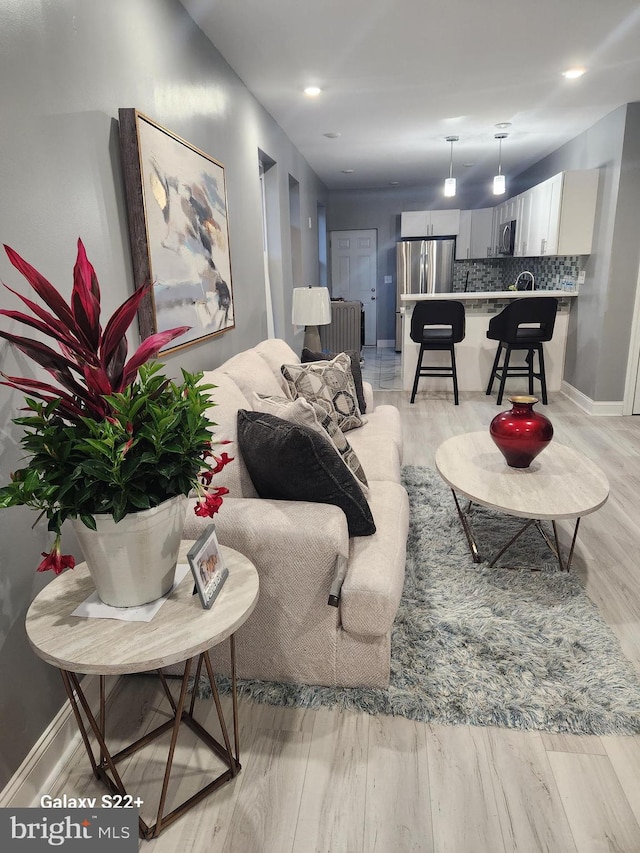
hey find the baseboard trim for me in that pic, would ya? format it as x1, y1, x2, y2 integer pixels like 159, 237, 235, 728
0, 675, 118, 808
562, 382, 624, 416
376, 339, 395, 349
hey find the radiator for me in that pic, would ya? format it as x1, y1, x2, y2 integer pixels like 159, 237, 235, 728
320, 301, 363, 354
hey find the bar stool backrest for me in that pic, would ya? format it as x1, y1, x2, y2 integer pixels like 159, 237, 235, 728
487, 297, 558, 344
410, 300, 466, 344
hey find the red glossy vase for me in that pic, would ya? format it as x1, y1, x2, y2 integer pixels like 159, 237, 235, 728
489, 395, 553, 468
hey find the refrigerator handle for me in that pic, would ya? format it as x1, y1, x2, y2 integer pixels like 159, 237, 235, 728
419, 242, 425, 293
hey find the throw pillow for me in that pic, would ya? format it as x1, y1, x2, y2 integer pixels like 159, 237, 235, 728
253, 393, 368, 488
301, 347, 367, 414
281, 353, 365, 432
237, 410, 376, 537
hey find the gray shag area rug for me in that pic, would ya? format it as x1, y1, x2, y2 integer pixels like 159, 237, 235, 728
200, 465, 640, 735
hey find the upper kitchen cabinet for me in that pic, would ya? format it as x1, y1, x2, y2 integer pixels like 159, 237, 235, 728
400, 209, 461, 238
515, 170, 599, 257
456, 208, 494, 259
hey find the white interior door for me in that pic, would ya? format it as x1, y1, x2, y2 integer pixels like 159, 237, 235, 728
330, 229, 377, 346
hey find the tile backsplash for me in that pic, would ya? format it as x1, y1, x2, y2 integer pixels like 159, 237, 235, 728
452, 256, 583, 292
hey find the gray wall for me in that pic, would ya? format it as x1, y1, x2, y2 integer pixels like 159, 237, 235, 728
326, 183, 495, 343
509, 104, 640, 402
0, 0, 326, 791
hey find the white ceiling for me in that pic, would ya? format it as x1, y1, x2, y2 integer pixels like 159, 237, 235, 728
179, 0, 640, 191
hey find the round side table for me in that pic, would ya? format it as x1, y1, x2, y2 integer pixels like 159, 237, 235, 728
25, 543, 259, 840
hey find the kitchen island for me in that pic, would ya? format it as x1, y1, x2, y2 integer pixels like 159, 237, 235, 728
399, 290, 576, 396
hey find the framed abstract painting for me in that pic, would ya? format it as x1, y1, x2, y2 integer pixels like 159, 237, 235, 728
118, 108, 235, 354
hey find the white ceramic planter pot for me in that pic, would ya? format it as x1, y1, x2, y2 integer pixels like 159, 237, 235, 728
71, 495, 188, 607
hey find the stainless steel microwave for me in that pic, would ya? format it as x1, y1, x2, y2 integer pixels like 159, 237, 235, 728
498, 220, 516, 255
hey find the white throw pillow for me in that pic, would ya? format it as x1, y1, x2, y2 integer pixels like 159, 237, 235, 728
252, 393, 368, 489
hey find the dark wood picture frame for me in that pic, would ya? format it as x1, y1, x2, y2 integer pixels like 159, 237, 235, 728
118, 108, 235, 354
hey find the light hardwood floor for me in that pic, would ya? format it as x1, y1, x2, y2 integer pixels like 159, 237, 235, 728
44, 353, 640, 852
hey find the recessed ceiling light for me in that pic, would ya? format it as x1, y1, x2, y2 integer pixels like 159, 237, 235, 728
562, 67, 586, 79
389, 181, 400, 186
495, 122, 512, 129
341, 169, 354, 174
323, 132, 341, 138
304, 86, 322, 97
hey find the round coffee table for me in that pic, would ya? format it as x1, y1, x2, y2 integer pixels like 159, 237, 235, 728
435, 431, 609, 570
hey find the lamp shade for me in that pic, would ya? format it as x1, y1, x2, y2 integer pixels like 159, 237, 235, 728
444, 177, 457, 197
291, 287, 331, 326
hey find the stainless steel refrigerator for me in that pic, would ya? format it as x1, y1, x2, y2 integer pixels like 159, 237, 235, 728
395, 237, 455, 351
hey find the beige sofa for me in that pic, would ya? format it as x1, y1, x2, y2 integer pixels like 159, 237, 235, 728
181, 338, 409, 688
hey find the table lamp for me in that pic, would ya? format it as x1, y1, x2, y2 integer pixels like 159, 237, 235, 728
291, 286, 331, 352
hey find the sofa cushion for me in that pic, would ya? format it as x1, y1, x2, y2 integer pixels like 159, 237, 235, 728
346, 425, 402, 484
301, 347, 367, 414
237, 410, 376, 537
254, 339, 300, 377
353, 405, 404, 460
281, 353, 365, 432
220, 349, 287, 399
253, 393, 368, 488
200, 370, 258, 498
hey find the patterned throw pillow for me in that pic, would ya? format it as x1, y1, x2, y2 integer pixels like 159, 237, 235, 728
252, 393, 368, 488
281, 353, 365, 432
301, 347, 367, 414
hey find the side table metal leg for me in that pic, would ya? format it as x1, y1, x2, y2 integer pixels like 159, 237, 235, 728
231, 634, 240, 764
202, 650, 238, 777
153, 658, 194, 838
60, 671, 128, 795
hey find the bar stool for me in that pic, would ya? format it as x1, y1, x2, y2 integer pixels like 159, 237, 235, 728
485, 297, 558, 405
410, 300, 465, 405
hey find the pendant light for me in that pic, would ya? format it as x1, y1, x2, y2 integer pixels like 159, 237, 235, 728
444, 136, 459, 197
493, 133, 508, 195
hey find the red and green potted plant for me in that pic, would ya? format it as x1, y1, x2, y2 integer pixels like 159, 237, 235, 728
0, 239, 232, 592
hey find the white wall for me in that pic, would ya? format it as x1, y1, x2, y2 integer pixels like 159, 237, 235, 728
0, 0, 326, 789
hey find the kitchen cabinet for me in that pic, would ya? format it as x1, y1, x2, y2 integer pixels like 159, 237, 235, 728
553, 170, 599, 255
490, 197, 519, 256
516, 170, 598, 257
400, 208, 460, 238
456, 208, 494, 259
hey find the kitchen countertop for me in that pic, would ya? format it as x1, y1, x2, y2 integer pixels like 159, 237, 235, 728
400, 289, 577, 302
400, 290, 578, 302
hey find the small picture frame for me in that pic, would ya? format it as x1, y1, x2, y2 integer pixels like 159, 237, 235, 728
187, 525, 229, 609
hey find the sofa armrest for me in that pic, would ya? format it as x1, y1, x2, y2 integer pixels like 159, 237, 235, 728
363, 380, 375, 413
183, 496, 350, 606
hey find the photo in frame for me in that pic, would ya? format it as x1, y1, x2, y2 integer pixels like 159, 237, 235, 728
187, 525, 229, 610
118, 108, 235, 354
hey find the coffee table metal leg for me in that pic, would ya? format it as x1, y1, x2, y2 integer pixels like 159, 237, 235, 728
487, 518, 537, 567
550, 518, 581, 572
451, 489, 481, 563
451, 489, 584, 571
565, 517, 581, 571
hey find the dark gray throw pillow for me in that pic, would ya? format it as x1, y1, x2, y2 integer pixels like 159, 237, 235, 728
237, 410, 376, 537
301, 347, 367, 414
